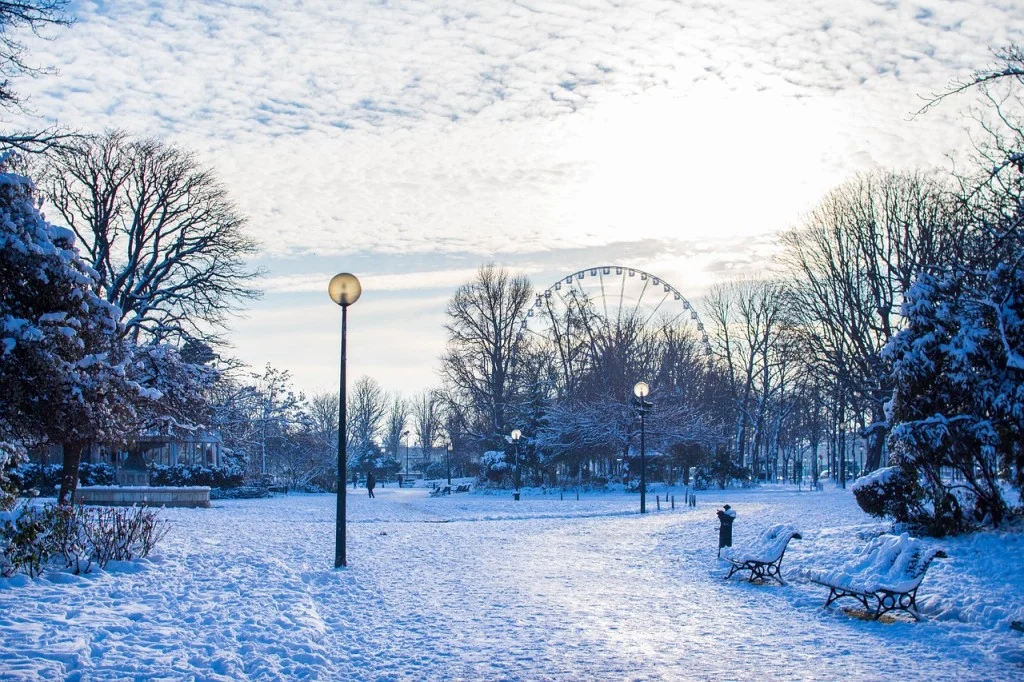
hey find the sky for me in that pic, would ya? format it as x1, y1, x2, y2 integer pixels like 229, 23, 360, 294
7, 0, 1024, 398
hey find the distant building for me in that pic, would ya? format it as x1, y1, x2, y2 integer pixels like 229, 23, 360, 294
30, 431, 225, 468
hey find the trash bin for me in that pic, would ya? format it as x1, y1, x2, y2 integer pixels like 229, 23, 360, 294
717, 505, 736, 556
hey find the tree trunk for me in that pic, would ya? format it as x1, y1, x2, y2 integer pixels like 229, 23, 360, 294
58, 441, 86, 505
864, 404, 887, 472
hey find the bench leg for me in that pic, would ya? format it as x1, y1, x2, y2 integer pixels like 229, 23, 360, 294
764, 560, 785, 586
822, 587, 871, 614
874, 589, 920, 621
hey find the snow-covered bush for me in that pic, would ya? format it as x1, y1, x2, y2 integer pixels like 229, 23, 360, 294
148, 463, 243, 489
0, 503, 47, 577
422, 461, 448, 480
0, 503, 167, 579
852, 465, 927, 526
694, 456, 751, 490
0, 441, 25, 511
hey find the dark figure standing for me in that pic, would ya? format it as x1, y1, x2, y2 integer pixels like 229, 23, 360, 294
353, 470, 359, 490
397, 474, 404, 488
367, 471, 376, 498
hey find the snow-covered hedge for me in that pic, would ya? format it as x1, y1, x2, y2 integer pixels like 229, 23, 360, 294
148, 464, 243, 489
209, 486, 272, 500
10, 462, 115, 495
1, 503, 168, 578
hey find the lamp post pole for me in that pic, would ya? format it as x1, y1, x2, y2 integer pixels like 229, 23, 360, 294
634, 381, 651, 514
329, 273, 362, 568
446, 443, 453, 486
403, 430, 410, 478
511, 429, 522, 501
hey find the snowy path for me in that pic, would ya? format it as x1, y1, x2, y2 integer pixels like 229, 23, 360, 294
1, 486, 1022, 680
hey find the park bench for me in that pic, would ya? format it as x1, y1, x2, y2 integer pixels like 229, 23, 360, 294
807, 532, 947, 621
454, 484, 471, 493
429, 485, 451, 497
721, 524, 802, 585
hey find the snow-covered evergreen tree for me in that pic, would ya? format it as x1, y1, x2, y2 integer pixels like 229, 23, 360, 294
0, 163, 135, 503
885, 246, 1024, 532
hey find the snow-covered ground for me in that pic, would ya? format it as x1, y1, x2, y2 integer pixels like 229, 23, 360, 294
1, 485, 1022, 681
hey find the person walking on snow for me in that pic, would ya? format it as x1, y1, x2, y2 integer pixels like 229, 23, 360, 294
366, 471, 376, 498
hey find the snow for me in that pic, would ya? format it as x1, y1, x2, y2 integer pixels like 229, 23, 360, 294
1, 485, 1022, 680
806, 532, 940, 594
721, 523, 799, 565
851, 465, 898, 492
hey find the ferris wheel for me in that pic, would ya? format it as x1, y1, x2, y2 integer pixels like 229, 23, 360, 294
517, 265, 712, 393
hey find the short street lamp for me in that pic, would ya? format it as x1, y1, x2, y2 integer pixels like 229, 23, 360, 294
329, 272, 362, 568
511, 429, 522, 501
446, 442, 453, 486
633, 381, 652, 514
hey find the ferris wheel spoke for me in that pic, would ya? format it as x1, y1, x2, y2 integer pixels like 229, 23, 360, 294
629, 277, 650, 323
598, 269, 609, 321
642, 291, 672, 329
617, 270, 626, 331
655, 307, 692, 334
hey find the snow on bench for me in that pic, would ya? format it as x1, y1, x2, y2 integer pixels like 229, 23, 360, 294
721, 523, 802, 585
807, 532, 947, 621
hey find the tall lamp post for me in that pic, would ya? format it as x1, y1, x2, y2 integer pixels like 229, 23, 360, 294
633, 381, 652, 514
510, 429, 522, 501
446, 442, 453, 486
402, 430, 410, 479
329, 272, 361, 568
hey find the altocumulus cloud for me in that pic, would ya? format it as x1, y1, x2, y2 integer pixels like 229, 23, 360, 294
10, 0, 1024, 261
6, 0, 1024, 394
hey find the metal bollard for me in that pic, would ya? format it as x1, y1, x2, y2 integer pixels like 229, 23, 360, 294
656, 495, 661, 511
716, 505, 736, 557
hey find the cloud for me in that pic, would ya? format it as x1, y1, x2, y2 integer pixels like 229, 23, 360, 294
262, 268, 483, 294
7, 0, 1024, 394
14, 1, 1023, 263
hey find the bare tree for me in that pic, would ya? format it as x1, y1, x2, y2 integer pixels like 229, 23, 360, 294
412, 389, 442, 464
41, 130, 262, 345
347, 376, 386, 470
381, 393, 409, 462
441, 263, 532, 448
0, 2, 75, 153
307, 391, 339, 448
779, 170, 961, 472
703, 279, 792, 474
0, 1, 69, 109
